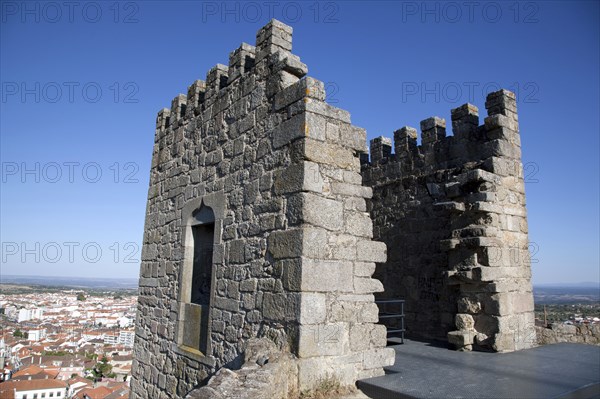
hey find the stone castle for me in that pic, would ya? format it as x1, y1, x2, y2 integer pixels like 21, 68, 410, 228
131, 20, 535, 398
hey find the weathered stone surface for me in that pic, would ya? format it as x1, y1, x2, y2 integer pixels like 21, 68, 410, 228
133, 19, 391, 399
295, 192, 344, 231
298, 322, 349, 357
267, 229, 303, 259
263, 292, 299, 321
303, 138, 360, 170
448, 330, 475, 350
455, 314, 475, 331
185, 338, 298, 399
363, 347, 395, 369
362, 89, 535, 352
536, 323, 600, 346
301, 258, 353, 292
356, 241, 387, 263
299, 293, 327, 324
134, 18, 535, 399
274, 161, 324, 194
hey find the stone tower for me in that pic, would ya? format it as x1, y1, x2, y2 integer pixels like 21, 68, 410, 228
362, 92, 536, 351
132, 18, 536, 399
131, 20, 394, 399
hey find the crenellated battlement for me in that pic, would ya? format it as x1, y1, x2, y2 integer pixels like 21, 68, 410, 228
363, 90, 521, 182
154, 19, 307, 134
363, 88, 533, 352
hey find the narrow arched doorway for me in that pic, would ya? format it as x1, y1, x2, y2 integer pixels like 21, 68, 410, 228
179, 204, 215, 355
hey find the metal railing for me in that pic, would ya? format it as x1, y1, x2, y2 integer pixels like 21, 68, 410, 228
375, 299, 405, 344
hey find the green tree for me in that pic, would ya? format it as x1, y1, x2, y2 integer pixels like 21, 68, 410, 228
93, 357, 113, 380
13, 329, 24, 338
76, 293, 86, 301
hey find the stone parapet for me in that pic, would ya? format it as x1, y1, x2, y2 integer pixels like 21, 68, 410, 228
362, 90, 535, 352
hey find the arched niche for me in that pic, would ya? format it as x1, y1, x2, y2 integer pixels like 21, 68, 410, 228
176, 193, 224, 361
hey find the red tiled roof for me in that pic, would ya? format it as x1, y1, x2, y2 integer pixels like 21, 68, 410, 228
74, 386, 112, 399
12, 365, 45, 377
0, 386, 15, 399
67, 375, 92, 386
0, 378, 67, 391
11, 371, 52, 381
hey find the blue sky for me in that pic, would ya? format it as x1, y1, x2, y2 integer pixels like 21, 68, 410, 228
0, 0, 598, 284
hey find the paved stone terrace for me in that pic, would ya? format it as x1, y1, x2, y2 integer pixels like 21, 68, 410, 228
358, 339, 600, 398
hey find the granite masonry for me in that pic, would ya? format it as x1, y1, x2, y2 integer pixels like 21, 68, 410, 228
362, 94, 536, 352
132, 19, 536, 399
131, 20, 393, 399
536, 323, 600, 346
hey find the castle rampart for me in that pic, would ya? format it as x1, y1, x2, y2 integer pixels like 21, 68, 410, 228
362, 90, 535, 351
132, 19, 536, 399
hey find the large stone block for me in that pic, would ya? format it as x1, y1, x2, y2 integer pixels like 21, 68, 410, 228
298, 322, 349, 357
329, 233, 358, 260
293, 192, 344, 231
267, 229, 303, 259
341, 125, 368, 152
455, 314, 475, 330
301, 258, 353, 292
263, 292, 299, 322
272, 113, 305, 149
303, 138, 360, 170
274, 161, 324, 194
332, 182, 373, 198
356, 240, 387, 263
354, 262, 376, 277
354, 277, 384, 294
344, 211, 374, 237
302, 227, 328, 259
362, 347, 395, 370
299, 293, 327, 325
448, 330, 475, 349
273, 77, 326, 111
349, 324, 377, 352
297, 357, 356, 391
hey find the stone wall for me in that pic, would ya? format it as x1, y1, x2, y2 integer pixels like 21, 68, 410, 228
361, 92, 536, 351
536, 324, 600, 346
131, 20, 393, 399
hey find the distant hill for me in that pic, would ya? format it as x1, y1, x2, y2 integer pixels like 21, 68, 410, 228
0, 274, 138, 289
535, 282, 600, 288
534, 283, 600, 304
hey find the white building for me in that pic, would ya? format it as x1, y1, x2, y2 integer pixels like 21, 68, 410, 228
117, 316, 133, 328
17, 308, 44, 323
103, 334, 118, 345
118, 330, 135, 347
0, 337, 9, 359
27, 329, 47, 342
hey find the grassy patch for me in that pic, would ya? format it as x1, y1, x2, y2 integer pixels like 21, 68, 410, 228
291, 374, 356, 399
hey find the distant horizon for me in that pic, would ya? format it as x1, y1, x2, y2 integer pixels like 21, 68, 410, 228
0, 273, 598, 288
0, 273, 138, 281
